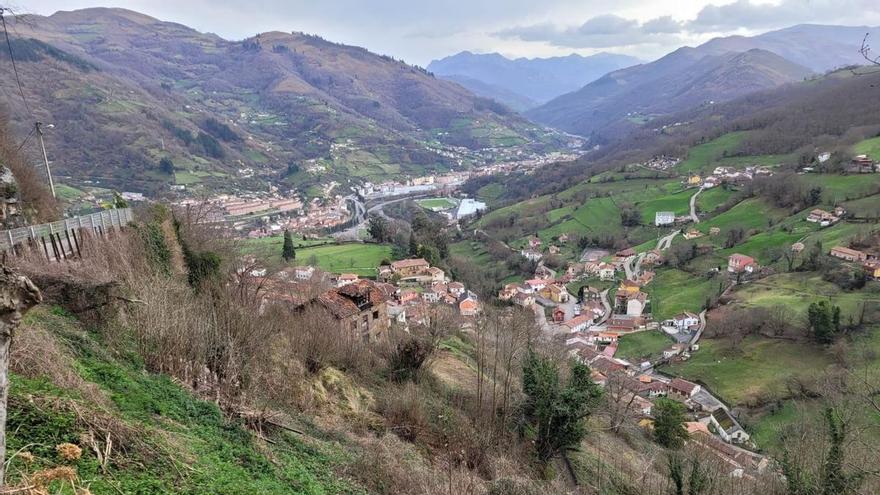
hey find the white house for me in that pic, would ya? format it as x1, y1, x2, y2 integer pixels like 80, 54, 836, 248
295, 266, 315, 281
670, 312, 700, 331
597, 263, 616, 281
525, 279, 547, 293
563, 315, 592, 333
336, 273, 359, 287
626, 292, 647, 317
520, 249, 543, 262
709, 408, 750, 444
655, 211, 675, 226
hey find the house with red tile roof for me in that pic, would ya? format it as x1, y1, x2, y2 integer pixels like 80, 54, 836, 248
727, 254, 757, 274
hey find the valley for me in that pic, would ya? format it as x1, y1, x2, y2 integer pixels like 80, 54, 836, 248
1, 5, 880, 495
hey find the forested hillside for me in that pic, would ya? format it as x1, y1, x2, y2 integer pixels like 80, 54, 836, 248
0, 8, 562, 195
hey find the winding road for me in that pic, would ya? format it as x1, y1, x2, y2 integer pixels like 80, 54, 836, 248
623, 253, 646, 281
689, 188, 702, 223
657, 230, 679, 251
333, 193, 430, 240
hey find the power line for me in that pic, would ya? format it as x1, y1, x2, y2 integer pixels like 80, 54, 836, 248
15, 125, 35, 152
0, 7, 33, 117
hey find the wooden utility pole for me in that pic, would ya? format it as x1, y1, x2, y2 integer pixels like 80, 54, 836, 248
35, 122, 56, 198
0, 267, 41, 487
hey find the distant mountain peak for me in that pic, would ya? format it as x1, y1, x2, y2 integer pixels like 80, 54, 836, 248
427, 50, 640, 107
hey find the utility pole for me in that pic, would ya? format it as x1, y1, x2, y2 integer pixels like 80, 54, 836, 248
34, 122, 56, 198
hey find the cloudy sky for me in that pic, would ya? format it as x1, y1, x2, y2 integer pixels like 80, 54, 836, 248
16, 0, 880, 65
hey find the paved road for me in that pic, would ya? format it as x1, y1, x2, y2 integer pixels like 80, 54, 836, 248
689, 188, 703, 223
689, 310, 708, 347
333, 194, 428, 240
657, 230, 679, 251
597, 289, 612, 324
332, 195, 367, 240
623, 253, 646, 281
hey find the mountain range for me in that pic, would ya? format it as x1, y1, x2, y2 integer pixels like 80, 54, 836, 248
427, 51, 640, 110
526, 24, 880, 139
0, 8, 562, 195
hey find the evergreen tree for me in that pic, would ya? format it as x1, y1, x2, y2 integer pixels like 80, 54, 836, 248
408, 233, 419, 257
821, 408, 862, 495
521, 350, 602, 463
653, 398, 688, 449
282, 230, 296, 262
368, 216, 390, 243
159, 157, 175, 175
808, 301, 840, 344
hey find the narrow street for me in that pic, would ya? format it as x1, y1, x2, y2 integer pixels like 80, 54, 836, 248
623, 252, 646, 281
598, 289, 612, 324
689, 188, 702, 223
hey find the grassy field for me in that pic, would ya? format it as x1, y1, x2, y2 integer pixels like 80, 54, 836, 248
842, 193, 880, 217
615, 331, 674, 363
800, 174, 880, 204
638, 189, 693, 222
241, 237, 393, 276
732, 272, 880, 322
854, 135, 880, 160
476, 183, 505, 205
695, 187, 735, 214
539, 197, 623, 241
748, 326, 880, 451
648, 268, 721, 321
239, 234, 330, 257
676, 132, 747, 173
55, 183, 86, 202
417, 198, 457, 210
665, 335, 833, 405
696, 198, 788, 236
294, 243, 393, 277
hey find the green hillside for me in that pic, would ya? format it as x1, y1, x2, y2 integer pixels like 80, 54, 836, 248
8, 306, 365, 494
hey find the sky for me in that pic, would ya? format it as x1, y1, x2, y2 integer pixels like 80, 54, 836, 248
14, 0, 880, 65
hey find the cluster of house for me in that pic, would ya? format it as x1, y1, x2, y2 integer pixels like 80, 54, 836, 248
641, 155, 681, 171
685, 165, 773, 190
499, 275, 570, 307
377, 258, 481, 318
846, 154, 878, 174
257, 257, 480, 341
829, 245, 880, 278
806, 206, 846, 227
357, 173, 467, 199
570, 341, 751, 443
519, 236, 566, 262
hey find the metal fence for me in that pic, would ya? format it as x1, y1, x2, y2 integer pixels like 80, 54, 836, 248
0, 208, 133, 255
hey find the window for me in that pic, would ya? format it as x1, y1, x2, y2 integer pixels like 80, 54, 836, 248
373, 310, 379, 320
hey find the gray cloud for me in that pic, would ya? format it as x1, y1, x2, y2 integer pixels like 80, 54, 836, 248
494, 1, 880, 50
19, 0, 880, 63
642, 16, 684, 34
496, 14, 683, 49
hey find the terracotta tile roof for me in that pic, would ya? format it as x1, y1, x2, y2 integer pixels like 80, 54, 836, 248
318, 280, 387, 320
669, 378, 698, 395
391, 258, 429, 270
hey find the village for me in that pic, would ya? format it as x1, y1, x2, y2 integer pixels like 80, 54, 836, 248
253, 256, 483, 342
501, 229, 773, 473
